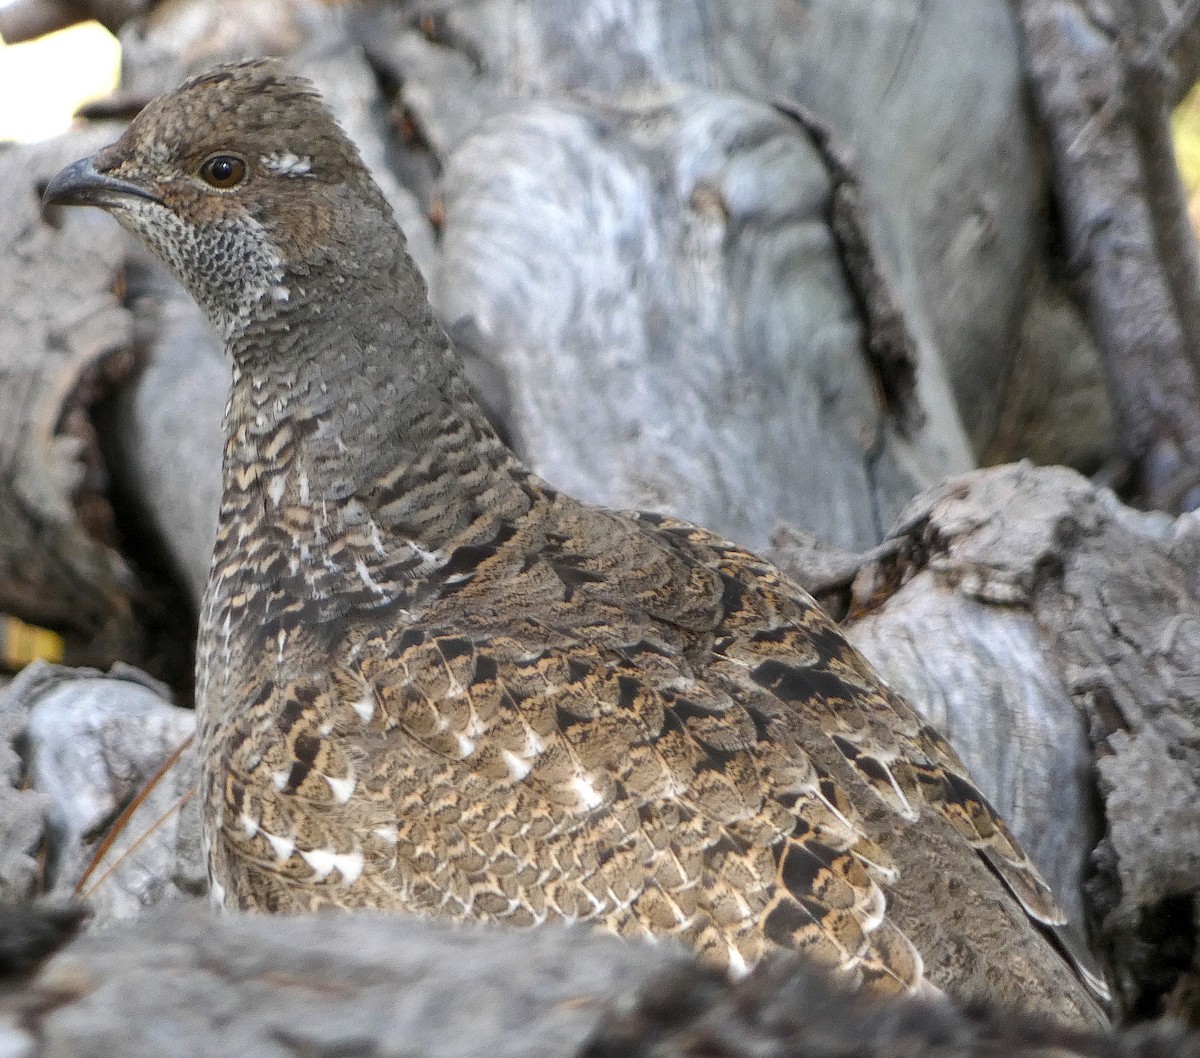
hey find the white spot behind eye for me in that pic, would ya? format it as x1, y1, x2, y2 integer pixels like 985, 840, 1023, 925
261, 151, 313, 176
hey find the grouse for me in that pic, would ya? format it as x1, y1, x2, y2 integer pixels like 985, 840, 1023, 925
45, 59, 1105, 1024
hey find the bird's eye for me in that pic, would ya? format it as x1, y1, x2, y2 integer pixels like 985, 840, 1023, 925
199, 154, 247, 190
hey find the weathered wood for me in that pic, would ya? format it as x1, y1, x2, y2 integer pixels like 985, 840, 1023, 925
0, 662, 200, 918
1, 907, 681, 1058
366, 0, 1012, 549
583, 956, 1200, 1058
1017, 0, 1200, 510
0, 0, 150, 42
848, 463, 1200, 1020
2, 904, 1197, 1056
0, 131, 149, 669
0, 682, 50, 907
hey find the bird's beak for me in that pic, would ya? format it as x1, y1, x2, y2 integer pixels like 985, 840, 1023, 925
43, 155, 159, 209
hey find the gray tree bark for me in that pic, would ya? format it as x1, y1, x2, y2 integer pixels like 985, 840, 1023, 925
3, 906, 1197, 1058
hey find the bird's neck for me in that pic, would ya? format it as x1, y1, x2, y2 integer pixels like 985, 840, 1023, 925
214, 284, 532, 590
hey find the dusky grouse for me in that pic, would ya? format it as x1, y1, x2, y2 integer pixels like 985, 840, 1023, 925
45, 59, 1105, 1025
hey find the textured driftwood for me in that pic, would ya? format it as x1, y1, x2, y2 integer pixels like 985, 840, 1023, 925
0, 686, 50, 909
583, 956, 1200, 1058
2, 907, 1198, 1058
368, 0, 1113, 466
848, 463, 1200, 1019
0, 663, 200, 919
0, 0, 150, 42
1017, 0, 1200, 509
0, 131, 150, 669
0, 907, 681, 1058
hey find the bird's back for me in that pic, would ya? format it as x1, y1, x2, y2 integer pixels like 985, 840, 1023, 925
202, 476, 1103, 1025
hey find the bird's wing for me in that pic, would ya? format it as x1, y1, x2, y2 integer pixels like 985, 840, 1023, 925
204, 669, 391, 909
337, 613, 922, 989
640, 514, 1067, 930
206, 498, 1060, 993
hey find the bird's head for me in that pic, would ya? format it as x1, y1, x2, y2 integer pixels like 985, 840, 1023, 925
44, 59, 404, 343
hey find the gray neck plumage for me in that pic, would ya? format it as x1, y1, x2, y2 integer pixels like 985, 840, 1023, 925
211, 253, 532, 615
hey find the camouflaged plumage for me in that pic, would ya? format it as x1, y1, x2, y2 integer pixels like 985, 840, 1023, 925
46, 59, 1106, 1025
